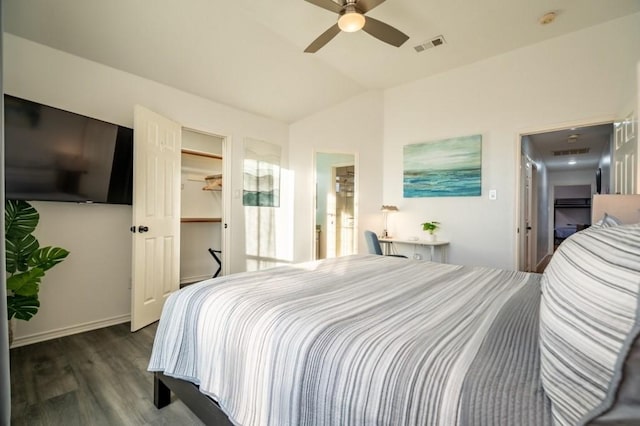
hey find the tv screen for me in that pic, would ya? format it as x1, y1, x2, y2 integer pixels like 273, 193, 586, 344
4, 94, 133, 205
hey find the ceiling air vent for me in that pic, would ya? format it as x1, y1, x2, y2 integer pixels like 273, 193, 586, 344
552, 148, 590, 156
414, 35, 446, 53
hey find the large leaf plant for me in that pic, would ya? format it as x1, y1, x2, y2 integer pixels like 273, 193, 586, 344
6, 200, 69, 321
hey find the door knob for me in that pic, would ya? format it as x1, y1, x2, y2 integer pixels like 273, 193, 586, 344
138, 225, 149, 233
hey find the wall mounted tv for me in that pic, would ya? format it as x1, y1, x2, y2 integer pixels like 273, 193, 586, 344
4, 94, 133, 205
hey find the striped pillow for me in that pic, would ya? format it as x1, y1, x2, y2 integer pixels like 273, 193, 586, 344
539, 224, 640, 425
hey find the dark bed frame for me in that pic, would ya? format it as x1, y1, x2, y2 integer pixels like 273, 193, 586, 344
154, 372, 233, 425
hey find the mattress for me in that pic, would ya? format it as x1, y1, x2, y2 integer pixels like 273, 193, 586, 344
555, 226, 577, 239
149, 254, 551, 425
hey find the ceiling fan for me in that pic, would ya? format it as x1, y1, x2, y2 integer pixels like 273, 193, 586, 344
304, 0, 409, 53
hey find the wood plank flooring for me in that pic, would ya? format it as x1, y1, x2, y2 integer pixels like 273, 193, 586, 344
10, 322, 204, 426
536, 254, 554, 273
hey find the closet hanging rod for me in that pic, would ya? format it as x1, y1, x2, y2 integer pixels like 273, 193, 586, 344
181, 148, 222, 160
181, 218, 222, 223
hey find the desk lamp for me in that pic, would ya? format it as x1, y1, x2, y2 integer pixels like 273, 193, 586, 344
381, 205, 398, 238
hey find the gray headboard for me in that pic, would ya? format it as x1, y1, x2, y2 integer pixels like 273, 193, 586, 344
592, 194, 640, 224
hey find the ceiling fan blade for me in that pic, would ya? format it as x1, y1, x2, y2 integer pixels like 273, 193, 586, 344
362, 16, 409, 47
356, 0, 386, 13
304, 0, 343, 14
305, 24, 342, 53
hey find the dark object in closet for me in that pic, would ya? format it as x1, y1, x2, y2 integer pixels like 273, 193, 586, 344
208, 248, 222, 278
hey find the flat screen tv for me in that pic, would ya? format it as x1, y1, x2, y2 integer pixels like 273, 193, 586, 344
4, 94, 133, 205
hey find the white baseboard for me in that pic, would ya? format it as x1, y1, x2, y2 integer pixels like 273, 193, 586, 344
11, 314, 131, 348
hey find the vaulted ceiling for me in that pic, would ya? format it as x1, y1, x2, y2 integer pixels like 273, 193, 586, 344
5, 0, 640, 123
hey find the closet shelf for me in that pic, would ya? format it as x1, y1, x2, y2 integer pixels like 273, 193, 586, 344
554, 198, 591, 208
181, 217, 222, 223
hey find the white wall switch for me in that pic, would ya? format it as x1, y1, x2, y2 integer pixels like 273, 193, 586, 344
489, 189, 497, 200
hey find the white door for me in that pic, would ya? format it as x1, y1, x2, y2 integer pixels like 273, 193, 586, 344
131, 106, 182, 331
523, 159, 533, 272
613, 112, 638, 194
518, 154, 529, 271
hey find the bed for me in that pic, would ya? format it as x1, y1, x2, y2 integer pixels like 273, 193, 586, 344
554, 225, 578, 244
149, 199, 640, 426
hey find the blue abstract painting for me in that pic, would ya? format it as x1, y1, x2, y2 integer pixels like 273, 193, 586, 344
403, 135, 482, 198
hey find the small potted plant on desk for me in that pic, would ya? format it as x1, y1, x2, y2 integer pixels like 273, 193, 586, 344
421, 220, 440, 241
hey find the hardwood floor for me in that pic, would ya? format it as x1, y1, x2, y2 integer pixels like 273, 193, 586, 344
10, 322, 204, 426
536, 254, 554, 273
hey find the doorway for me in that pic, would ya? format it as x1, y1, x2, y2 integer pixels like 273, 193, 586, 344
314, 153, 357, 260
517, 122, 613, 272
180, 130, 226, 285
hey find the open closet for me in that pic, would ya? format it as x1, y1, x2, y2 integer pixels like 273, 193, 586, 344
180, 130, 224, 285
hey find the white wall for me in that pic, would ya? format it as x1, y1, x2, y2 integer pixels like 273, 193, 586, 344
536, 165, 550, 263
5, 34, 289, 345
382, 13, 640, 270
290, 91, 384, 262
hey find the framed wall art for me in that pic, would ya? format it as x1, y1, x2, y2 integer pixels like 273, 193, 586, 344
403, 134, 482, 198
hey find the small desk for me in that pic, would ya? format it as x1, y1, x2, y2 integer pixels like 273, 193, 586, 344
379, 238, 450, 263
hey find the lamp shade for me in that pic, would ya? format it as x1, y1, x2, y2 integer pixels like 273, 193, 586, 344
338, 11, 365, 32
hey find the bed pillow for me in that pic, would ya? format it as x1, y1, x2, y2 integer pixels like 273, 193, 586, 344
539, 223, 640, 425
592, 212, 623, 228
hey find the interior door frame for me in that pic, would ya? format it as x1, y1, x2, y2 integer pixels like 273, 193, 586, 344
312, 151, 359, 260
514, 115, 615, 271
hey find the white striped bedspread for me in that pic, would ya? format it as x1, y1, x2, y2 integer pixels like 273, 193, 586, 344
149, 254, 551, 426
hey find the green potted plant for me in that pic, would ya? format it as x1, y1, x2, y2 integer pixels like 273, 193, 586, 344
5, 200, 70, 343
421, 221, 440, 241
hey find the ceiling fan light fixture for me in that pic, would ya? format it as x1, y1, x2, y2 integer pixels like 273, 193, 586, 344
338, 11, 365, 32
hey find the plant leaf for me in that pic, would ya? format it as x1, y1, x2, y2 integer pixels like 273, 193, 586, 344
7, 294, 40, 321
6, 234, 39, 273
7, 268, 44, 296
5, 200, 39, 240
28, 247, 70, 271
